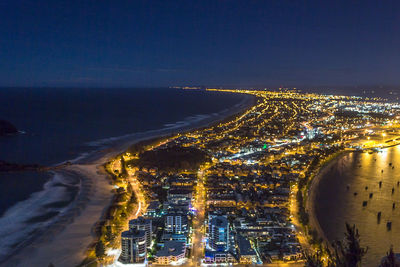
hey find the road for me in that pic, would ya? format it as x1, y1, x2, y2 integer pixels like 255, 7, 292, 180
188, 167, 207, 267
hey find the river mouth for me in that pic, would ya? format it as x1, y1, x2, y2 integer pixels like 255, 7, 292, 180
314, 146, 400, 266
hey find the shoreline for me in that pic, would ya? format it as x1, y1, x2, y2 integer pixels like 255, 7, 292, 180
2, 163, 114, 266
305, 144, 400, 251
74, 93, 257, 165
1, 92, 258, 267
305, 150, 350, 249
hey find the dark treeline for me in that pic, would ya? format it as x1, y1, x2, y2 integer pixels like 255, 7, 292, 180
128, 145, 210, 173
305, 223, 398, 267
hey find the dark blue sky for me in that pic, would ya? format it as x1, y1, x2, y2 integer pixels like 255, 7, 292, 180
1, 1, 399, 88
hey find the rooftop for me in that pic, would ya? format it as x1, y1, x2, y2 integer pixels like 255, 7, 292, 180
156, 241, 186, 257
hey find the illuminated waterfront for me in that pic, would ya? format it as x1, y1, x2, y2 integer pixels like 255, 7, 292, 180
315, 145, 400, 266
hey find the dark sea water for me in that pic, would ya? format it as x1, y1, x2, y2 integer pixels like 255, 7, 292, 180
315, 146, 400, 266
0, 87, 248, 260
0, 88, 247, 165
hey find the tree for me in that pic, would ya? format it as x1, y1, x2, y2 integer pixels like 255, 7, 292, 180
297, 190, 309, 225
381, 246, 400, 267
331, 223, 367, 267
129, 193, 137, 204
120, 156, 127, 177
305, 250, 324, 267
95, 240, 106, 259
127, 182, 133, 194
305, 223, 367, 267
105, 225, 114, 242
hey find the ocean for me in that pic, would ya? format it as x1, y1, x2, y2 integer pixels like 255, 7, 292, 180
0, 87, 250, 262
315, 146, 400, 266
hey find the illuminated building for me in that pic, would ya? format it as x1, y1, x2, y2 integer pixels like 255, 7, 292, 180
237, 234, 257, 264
129, 216, 152, 248
119, 229, 147, 264
165, 213, 188, 234
155, 241, 186, 264
209, 216, 229, 251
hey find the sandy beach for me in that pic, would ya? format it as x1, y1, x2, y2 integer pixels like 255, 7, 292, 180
3, 162, 113, 267
1, 93, 257, 267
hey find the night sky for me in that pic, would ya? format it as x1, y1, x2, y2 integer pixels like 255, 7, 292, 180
1, 1, 399, 88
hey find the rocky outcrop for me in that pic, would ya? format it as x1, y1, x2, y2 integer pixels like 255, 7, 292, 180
0, 160, 42, 172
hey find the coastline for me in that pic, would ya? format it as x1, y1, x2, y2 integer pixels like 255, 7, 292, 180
1, 92, 258, 267
3, 163, 113, 266
305, 144, 400, 266
73, 93, 256, 165
305, 150, 350, 249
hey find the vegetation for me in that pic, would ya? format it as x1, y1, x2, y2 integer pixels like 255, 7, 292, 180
95, 240, 106, 259
120, 156, 128, 176
305, 223, 368, 267
295, 146, 345, 250
128, 145, 210, 172
381, 247, 400, 267
331, 224, 368, 267
79, 154, 140, 265
297, 190, 309, 225
304, 250, 324, 267
127, 135, 175, 155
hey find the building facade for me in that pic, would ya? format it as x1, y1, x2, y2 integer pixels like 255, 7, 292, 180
119, 230, 147, 264
165, 213, 187, 234
129, 216, 152, 248
155, 241, 186, 265
209, 216, 229, 251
